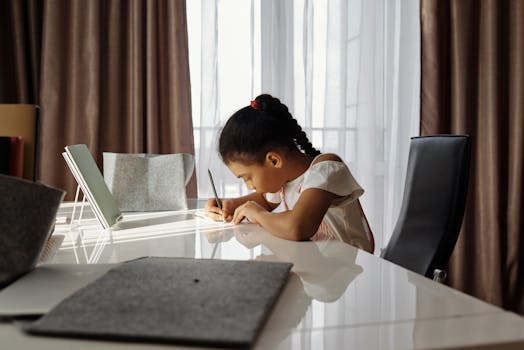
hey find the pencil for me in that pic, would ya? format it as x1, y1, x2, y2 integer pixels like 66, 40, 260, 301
208, 169, 222, 211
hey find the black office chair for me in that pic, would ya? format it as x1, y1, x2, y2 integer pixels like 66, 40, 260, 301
381, 135, 471, 281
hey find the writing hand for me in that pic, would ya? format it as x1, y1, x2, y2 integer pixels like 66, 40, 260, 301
204, 198, 235, 222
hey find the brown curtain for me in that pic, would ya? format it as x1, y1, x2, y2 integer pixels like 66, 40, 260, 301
0, 0, 42, 103
420, 0, 523, 314
0, 0, 196, 200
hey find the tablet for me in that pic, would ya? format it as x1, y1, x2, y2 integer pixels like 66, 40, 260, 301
63, 144, 122, 229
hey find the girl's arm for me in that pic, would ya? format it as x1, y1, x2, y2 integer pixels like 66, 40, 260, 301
205, 191, 279, 222
232, 188, 339, 240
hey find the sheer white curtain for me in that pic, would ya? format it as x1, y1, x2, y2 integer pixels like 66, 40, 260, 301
187, 0, 420, 252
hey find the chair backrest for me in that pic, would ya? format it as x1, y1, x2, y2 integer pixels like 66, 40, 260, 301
382, 135, 471, 278
0, 104, 40, 181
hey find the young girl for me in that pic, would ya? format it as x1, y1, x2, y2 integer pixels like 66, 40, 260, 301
204, 94, 374, 253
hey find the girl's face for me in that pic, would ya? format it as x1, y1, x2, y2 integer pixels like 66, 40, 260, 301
226, 157, 285, 194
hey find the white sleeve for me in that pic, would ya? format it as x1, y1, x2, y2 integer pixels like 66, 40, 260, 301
265, 191, 281, 204
301, 160, 363, 203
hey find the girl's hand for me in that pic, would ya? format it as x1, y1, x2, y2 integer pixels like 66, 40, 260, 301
204, 198, 236, 222
232, 200, 267, 224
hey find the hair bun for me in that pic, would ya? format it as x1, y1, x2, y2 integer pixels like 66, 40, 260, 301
254, 94, 279, 113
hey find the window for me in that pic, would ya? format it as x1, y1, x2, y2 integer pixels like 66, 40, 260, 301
187, 0, 420, 251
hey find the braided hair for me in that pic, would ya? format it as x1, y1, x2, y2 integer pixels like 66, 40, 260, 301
219, 94, 321, 164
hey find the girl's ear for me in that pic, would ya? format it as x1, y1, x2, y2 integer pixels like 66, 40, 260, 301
265, 151, 283, 168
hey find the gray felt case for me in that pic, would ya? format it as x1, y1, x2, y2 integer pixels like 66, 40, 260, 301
25, 257, 293, 348
103, 153, 194, 212
0, 175, 65, 287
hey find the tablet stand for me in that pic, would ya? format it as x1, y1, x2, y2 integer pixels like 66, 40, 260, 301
67, 185, 110, 264
70, 185, 90, 229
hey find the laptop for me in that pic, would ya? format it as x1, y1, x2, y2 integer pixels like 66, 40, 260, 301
0, 263, 114, 317
62, 144, 123, 229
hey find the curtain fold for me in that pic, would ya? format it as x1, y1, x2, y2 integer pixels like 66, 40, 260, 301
0, 0, 195, 200
0, 0, 42, 103
420, 0, 523, 314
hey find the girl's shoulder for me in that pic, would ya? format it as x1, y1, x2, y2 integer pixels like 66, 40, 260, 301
306, 153, 352, 181
311, 153, 343, 166
303, 153, 363, 201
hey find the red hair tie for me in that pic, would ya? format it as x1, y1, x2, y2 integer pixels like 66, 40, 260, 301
250, 100, 261, 110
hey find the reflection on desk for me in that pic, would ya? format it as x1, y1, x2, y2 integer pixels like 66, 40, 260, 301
230, 229, 363, 302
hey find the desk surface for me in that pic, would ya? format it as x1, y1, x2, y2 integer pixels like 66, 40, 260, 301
2, 203, 524, 349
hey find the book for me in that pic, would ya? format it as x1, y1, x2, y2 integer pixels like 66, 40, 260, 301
62, 144, 122, 229
0, 137, 9, 175
0, 136, 24, 178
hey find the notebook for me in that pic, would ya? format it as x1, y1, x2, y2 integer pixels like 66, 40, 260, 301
62, 144, 122, 229
25, 257, 293, 348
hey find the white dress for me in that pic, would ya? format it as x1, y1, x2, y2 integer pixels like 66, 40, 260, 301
265, 155, 374, 253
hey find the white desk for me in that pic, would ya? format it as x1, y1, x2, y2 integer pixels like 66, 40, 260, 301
1, 204, 524, 349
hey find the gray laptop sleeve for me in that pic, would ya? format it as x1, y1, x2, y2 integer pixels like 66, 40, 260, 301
0, 175, 65, 287
25, 257, 293, 348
